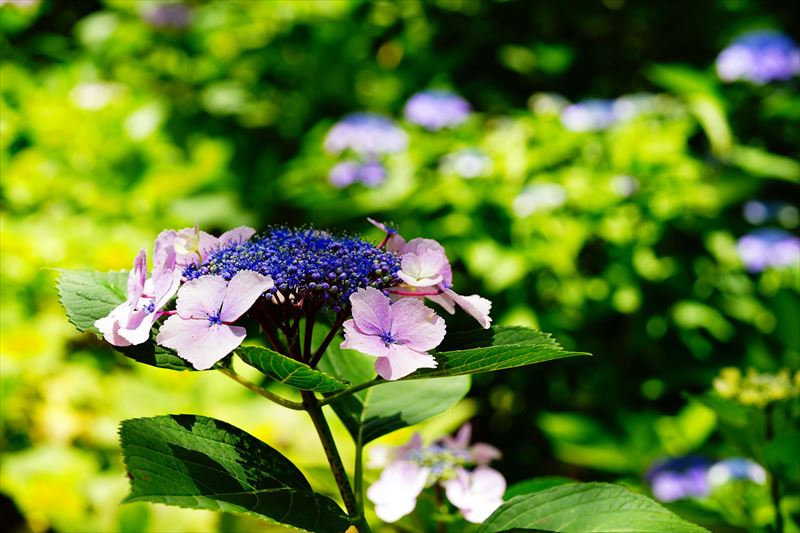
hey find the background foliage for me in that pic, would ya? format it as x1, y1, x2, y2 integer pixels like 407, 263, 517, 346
1, 0, 798, 532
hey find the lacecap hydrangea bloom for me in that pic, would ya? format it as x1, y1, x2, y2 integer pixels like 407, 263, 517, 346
324, 113, 408, 156
404, 90, 471, 131
716, 31, 800, 84
368, 423, 505, 523
736, 229, 800, 273
646, 456, 712, 502
95, 222, 491, 379
328, 159, 387, 188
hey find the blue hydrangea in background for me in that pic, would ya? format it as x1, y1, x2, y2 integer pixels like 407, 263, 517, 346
324, 113, 408, 157
736, 228, 800, 273
716, 31, 800, 84
560, 99, 618, 132
329, 160, 387, 188
707, 458, 767, 488
404, 90, 471, 131
647, 456, 712, 502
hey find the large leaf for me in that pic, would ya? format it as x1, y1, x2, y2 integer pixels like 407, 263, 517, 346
478, 482, 708, 533
504, 476, 573, 499
57, 269, 193, 371
237, 346, 349, 393
411, 326, 588, 379
120, 415, 350, 533
318, 345, 470, 444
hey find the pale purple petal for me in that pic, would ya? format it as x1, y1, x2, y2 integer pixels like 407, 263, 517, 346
219, 271, 273, 322
367, 217, 406, 252
367, 461, 429, 523
471, 443, 502, 465
443, 288, 492, 329
156, 316, 246, 370
341, 319, 391, 359
153, 230, 178, 274
447, 423, 472, 449
118, 306, 156, 345
389, 298, 446, 352
152, 268, 182, 310
217, 226, 256, 247
95, 302, 132, 347
376, 344, 437, 380
398, 253, 444, 287
349, 287, 393, 336
127, 249, 147, 302
400, 238, 452, 286
444, 467, 506, 524
175, 275, 228, 319
427, 292, 456, 314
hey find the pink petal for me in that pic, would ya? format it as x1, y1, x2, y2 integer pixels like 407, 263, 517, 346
95, 302, 132, 347
471, 443, 502, 465
444, 288, 492, 329
152, 268, 182, 310
444, 467, 506, 524
427, 292, 456, 314
389, 298, 446, 352
398, 253, 445, 287
367, 461, 429, 523
367, 218, 406, 253
118, 306, 156, 345
219, 271, 273, 322
156, 316, 246, 370
153, 230, 178, 274
452, 423, 472, 449
375, 344, 437, 380
127, 249, 147, 303
217, 226, 256, 246
349, 287, 392, 336
175, 275, 228, 319
340, 320, 390, 359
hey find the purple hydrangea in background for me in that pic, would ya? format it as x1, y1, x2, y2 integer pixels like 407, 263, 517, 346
142, 3, 192, 29
736, 229, 800, 273
560, 99, 618, 132
328, 160, 387, 188
707, 458, 767, 488
324, 113, 408, 156
716, 31, 800, 84
743, 200, 799, 227
646, 456, 712, 502
404, 90, 471, 131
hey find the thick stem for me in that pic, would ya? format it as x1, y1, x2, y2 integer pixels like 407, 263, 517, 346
303, 304, 316, 362
219, 367, 304, 410
301, 391, 370, 532
766, 404, 784, 533
309, 312, 346, 368
253, 299, 285, 354
434, 484, 446, 533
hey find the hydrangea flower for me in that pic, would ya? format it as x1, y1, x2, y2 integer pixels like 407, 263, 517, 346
646, 456, 712, 502
736, 229, 800, 273
368, 423, 505, 524
142, 3, 192, 29
560, 99, 618, 132
707, 458, 767, 487
341, 287, 444, 380
160, 225, 256, 267
95, 236, 181, 346
329, 160, 387, 188
324, 113, 408, 156
404, 90, 471, 131
370, 223, 492, 329
512, 183, 567, 217
716, 31, 800, 84
156, 271, 273, 370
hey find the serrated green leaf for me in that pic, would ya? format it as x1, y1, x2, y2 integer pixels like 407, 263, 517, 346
237, 346, 349, 393
57, 269, 129, 333
120, 415, 350, 533
318, 345, 470, 444
411, 326, 588, 379
57, 269, 194, 371
478, 482, 708, 533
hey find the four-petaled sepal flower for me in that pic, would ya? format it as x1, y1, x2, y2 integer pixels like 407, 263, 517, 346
341, 287, 445, 380
156, 271, 273, 370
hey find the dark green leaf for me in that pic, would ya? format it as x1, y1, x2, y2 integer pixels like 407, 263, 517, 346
120, 415, 350, 533
237, 346, 349, 393
318, 345, 470, 444
57, 269, 194, 371
504, 476, 573, 499
478, 482, 708, 533
411, 326, 588, 379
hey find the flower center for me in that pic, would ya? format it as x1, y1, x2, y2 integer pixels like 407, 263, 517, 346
207, 312, 223, 326
379, 331, 396, 346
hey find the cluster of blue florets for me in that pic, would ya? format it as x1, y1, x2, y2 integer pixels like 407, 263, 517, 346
183, 227, 401, 311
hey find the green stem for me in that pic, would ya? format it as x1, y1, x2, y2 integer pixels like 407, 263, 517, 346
354, 433, 365, 513
318, 377, 384, 407
301, 391, 370, 532
766, 404, 784, 533
309, 312, 346, 368
219, 367, 304, 411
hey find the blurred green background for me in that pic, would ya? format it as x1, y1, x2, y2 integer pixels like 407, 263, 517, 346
1, 0, 798, 532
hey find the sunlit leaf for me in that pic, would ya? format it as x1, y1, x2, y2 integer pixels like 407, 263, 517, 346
120, 415, 350, 533
478, 482, 708, 532
237, 346, 349, 393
